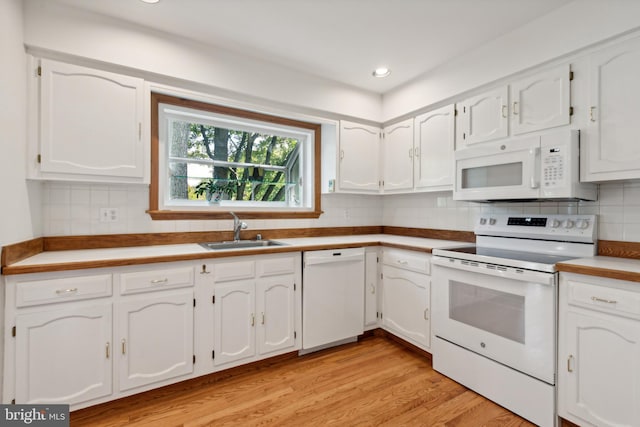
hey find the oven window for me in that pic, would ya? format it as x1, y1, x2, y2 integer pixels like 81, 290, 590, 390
449, 280, 525, 343
461, 162, 522, 189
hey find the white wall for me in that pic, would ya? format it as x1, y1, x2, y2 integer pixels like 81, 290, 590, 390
383, 0, 640, 121
23, 0, 382, 122
0, 0, 42, 248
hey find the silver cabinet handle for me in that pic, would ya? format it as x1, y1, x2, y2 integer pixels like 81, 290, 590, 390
397, 260, 409, 265
502, 105, 508, 118
590, 106, 597, 122
591, 296, 617, 304
513, 101, 519, 115
340, 149, 345, 160
424, 308, 429, 320
56, 288, 78, 295
261, 312, 265, 325
121, 339, 126, 355
409, 148, 413, 159
414, 147, 420, 158
251, 313, 255, 327
150, 278, 169, 284
106, 342, 110, 359
567, 355, 574, 372
370, 283, 375, 294
200, 264, 211, 274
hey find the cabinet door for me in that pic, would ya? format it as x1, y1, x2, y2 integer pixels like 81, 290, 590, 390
459, 86, 508, 146
382, 265, 430, 349
414, 104, 455, 191
583, 36, 640, 181
561, 311, 640, 426
214, 280, 256, 366
382, 119, 413, 192
15, 303, 112, 405
511, 65, 571, 135
364, 251, 379, 329
39, 59, 145, 180
256, 276, 295, 356
338, 120, 380, 192
118, 290, 194, 391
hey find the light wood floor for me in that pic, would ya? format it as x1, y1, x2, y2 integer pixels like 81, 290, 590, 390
71, 336, 534, 426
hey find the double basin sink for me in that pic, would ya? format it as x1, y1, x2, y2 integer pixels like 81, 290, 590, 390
199, 240, 286, 251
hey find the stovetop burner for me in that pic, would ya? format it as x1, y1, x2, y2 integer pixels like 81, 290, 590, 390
433, 214, 598, 273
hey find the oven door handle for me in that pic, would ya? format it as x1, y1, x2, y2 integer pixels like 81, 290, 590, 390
431, 256, 555, 286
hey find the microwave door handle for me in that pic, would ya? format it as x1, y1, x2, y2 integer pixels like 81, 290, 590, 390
529, 147, 540, 189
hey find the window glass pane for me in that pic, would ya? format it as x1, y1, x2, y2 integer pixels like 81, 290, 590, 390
166, 118, 300, 205
461, 162, 523, 189
448, 280, 525, 343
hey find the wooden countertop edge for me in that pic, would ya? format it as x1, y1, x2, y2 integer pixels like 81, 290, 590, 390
556, 263, 640, 283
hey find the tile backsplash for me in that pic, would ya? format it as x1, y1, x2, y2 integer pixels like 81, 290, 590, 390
383, 182, 640, 242
42, 182, 640, 242
42, 183, 383, 236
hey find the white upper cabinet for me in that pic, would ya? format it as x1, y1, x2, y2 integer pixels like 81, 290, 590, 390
458, 65, 572, 148
414, 104, 455, 191
582, 36, 640, 182
338, 120, 381, 192
382, 119, 414, 192
511, 64, 571, 135
33, 58, 147, 183
458, 86, 509, 147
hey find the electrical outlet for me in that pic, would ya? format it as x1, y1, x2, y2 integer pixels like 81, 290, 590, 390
99, 208, 119, 223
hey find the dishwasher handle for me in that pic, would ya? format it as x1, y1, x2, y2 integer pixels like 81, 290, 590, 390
304, 252, 364, 266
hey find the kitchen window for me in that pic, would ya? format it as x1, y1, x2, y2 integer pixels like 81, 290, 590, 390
149, 93, 322, 219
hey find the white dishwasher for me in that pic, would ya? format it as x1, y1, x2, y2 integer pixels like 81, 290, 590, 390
302, 247, 365, 350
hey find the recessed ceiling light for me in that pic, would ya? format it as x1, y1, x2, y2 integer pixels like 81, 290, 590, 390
140, 0, 160, 3
372, 67, 391, 78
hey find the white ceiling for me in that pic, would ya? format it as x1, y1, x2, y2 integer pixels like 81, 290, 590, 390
52, 0, 572, 93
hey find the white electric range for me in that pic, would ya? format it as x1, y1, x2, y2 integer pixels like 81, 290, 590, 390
431, 214, 597, 427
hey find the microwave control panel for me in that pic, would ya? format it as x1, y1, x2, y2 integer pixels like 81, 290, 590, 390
541, 146, 566, 188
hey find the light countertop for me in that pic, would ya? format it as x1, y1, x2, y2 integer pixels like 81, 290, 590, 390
558, 256, 640, 283
4, 234, 468, 275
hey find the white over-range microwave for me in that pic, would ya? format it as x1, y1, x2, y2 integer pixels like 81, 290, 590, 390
453, 129, 597, 202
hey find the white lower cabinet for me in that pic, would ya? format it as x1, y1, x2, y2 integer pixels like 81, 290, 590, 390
214, 279, 256, 366
4, 255, 300, 409
381, 248, 431, 350
15, 302, 112, 405
257, 276, 296, 355
364, 248, 380, 330
117, 290, 194, 391
558, 273, 640, 427
211, 254, 301, 369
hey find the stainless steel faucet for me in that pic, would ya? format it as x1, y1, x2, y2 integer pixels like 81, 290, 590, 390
229, 212, 247, 241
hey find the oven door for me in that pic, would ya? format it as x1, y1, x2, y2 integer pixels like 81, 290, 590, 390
453, 136, 541, 201
432, 256, 557, 384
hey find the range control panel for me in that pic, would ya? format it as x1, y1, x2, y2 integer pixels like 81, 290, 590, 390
476, 214, 597, 243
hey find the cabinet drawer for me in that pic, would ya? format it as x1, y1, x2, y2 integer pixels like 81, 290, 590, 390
568, 280, 640, 320
16, 274, 112, 307
120, 267, 194, 295
257, 256, 296, 277
214, 260, 255, 282
382, 249, 431, 275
